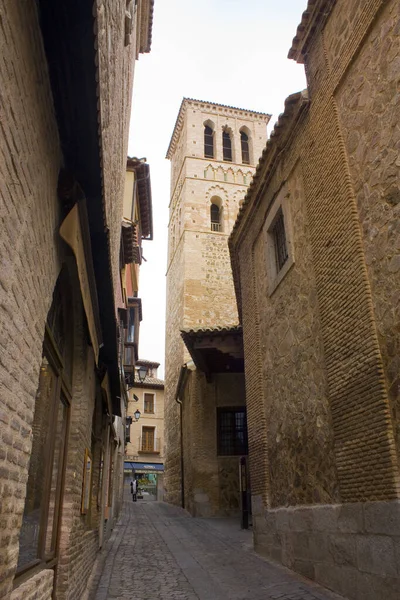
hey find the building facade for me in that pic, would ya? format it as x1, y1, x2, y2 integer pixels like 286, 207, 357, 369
164, 99, 270, 515
0, 1, 153, 599
125, 360, 165, 497
229, 0, 400, 598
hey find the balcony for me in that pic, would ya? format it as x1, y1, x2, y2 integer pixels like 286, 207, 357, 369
138, 436, 161, 454
211, 222, 222, 232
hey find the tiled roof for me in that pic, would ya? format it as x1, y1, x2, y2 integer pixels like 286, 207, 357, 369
134, 375, 164, 389
288, 0, 336, 63
137, 359, 160, 368
181, 324, 242, 337
166, 98, 271, 159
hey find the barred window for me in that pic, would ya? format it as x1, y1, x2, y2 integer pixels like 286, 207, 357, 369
240, 131, 250, 164
204, 125, 214, 158
217, 408, 248, 456
222, 130, 232, 162
210, 203, 221, 232
272, 209, 288, 272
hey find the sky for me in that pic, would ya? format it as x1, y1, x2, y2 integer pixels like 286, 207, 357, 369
127, 0, 308, 378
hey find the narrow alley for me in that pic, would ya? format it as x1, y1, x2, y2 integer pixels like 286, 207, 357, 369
88, 490, 346, 600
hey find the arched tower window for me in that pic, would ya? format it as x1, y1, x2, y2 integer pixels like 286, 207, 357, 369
240, 130, 250, 164
210, 202, 221, 232
222, 130, 232, 162
204, 125, 214, 159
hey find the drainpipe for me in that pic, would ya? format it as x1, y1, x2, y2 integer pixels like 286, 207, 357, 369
175, 361, 196, 509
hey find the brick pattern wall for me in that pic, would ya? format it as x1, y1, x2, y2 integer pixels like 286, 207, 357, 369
334, 0, 400, 473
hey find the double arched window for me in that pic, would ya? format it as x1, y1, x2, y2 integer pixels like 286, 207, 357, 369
204, 124, 214, 159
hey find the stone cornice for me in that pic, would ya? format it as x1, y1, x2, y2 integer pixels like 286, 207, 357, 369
166, 98, 271, 160
288, 0, 337, 63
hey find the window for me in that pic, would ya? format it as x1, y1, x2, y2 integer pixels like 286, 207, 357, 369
272, 209, 288, 272
141, 427, 155, 452
240, 131, 250, 164
204, 125, 214, 158
210, 203, 221, 232
222, 130, 232, 162
217, 408, 248, 456
144, 393, 154, 414
17, 272, 71, 574
264, 184, 294, 295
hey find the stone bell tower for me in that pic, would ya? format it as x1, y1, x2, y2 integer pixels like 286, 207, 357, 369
164, 98, 270, 505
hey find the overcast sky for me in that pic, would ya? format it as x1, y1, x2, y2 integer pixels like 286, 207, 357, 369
127, 0, 307, 378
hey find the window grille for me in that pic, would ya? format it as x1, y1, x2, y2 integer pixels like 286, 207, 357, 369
240, 131, 250, 164
204, 126, 214, 158
222, 130, 232, 162
210, 204, 221, 232
272, 209, 288, 272
217, 408, 248, 456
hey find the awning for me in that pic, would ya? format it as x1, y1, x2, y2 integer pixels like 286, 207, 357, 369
124, 461, 164, 473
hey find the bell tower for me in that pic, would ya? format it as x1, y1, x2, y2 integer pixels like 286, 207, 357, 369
164, 98, 270, 505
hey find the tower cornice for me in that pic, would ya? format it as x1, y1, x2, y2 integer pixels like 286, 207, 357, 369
166, 98, 271, 160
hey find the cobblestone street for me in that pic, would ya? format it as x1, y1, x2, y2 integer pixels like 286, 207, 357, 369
88, 491, 347, 600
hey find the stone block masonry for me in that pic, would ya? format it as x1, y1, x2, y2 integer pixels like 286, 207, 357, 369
252, 500, 400, 600
164, 99, 270, 511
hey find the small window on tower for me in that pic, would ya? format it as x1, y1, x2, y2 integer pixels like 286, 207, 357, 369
240, 131, 250, 164
204, 126, 214, 158
210, 203, 221, 232
222, 130, 232, 162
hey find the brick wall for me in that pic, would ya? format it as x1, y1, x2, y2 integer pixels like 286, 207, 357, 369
0, 1, 138, 597
0, 2, 62, 596
181, 371, 245, 517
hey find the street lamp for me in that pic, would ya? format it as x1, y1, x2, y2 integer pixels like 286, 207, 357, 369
137, 365, 147, 383
134, 409, 141, 422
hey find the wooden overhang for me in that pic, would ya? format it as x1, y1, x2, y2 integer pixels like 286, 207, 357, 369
126, 158, 153, 241
37, 0, 123, 414
180, 325, 244, 381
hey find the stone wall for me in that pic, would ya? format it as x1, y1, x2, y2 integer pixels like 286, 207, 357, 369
252, 500, 400, 600
229, 0, 400, 597
251, 161, 338, 508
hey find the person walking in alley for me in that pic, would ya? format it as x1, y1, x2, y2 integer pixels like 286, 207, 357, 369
130, 477, 137, 502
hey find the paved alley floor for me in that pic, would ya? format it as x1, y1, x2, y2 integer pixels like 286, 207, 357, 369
90, 495, 347, 600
